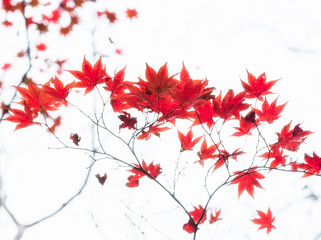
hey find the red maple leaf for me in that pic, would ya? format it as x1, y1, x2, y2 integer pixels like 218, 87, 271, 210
192, 101, 216, 128
70, 133, 81, 146
178, 129, 202, 151
104, 67, 125, 98
42, 9, 61, 23
213, 149, 244, 171
97, 10, 117, 23
213, 90, 250, 121
68, 56, 111, 95
232, 112, 257, 137
298, 153, 321, 177
15, 82, 58, 112
36, 43, 46, 51
230, 167, 264, 198
196, 139, 219, 166
2, 19, 13, 27
126, 8, 138, 19
183, 205, 207, 234
209, 209, 222, 223
255, 98, 287, 124
1, 63, 11, 71
259, 146, 288, 169
42, 77, 72, 107
183, 220, 195, 234
251, 208, 276, 234
118, 111, 137, 130
241, 70, 278, 100
3, 101, 40, 130
173, 64, 214, 108
139, 63, 178, 95
95, 173, 107, 185
276, 122, 312, 151
126, 160, 162, 187
126, 175, 140, 187
137, 124, 170, 140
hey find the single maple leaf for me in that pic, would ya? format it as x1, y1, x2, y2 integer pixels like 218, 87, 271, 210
48, 116, 61, 133
209, 209, 222, 223
213, 90, 250, 121
3, 101, 40, 130
126, 8, 138, 19
299, 153, 321, 177
42, 77, 72, 107
213, 149, 244, 171
36, 43, 46, 51
276, 122, 312, 151
15, 82, 57, 112
178, 129, 202, 151
137, 124, 170, 140
173, 64, 214, 108
232, 112, 257, 137
115, 48, 122, 55
2, 19, 13, 27
95, 173, 107, 185
255, 98, 287, 124
251, 208, 276, 234
68, 56, 111, 95
104, 67, 125, 98
230, 167, 264, 198
118, 111, 137, 130
1, 63, 11, 71
70, 133, 81, 146
196, 139, 219, 166
259, 146, 288, 169
126, 175, 140, 187
139, 63, 178, 95
241, 70, 279, 100
192, 101, 216, 128
183, 220, 195, 234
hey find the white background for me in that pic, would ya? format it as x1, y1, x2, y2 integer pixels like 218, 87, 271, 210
1, 0, 321, 239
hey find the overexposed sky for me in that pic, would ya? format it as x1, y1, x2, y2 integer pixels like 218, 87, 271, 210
1, 0, 321, 239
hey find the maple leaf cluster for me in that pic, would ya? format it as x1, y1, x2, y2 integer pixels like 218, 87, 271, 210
4, 77, 72, 130
183, 205, 221, 234
4, 57, 320, 237
126, 160, 162, 187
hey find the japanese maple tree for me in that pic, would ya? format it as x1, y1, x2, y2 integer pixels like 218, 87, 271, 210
1, 1, 320, 240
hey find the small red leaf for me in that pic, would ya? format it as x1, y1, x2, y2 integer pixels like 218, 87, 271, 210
70, 133, 81, 146
95, 173, 107, 185
252, 208, 276, 234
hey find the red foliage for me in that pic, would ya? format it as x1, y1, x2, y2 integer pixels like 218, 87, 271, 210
230, 167, 264, 198
209, 209, 222, 224
126, 8, 138, 19
255, 98, 287, 124
196, 139, 219, 166
213, 90, 250, 121
183, 205, 207, 234
68, 57, 111, 95
177, 129, 202, 151
241, 71, 278, 100
126, 161, 162, 187
70, 133, 81, 146
3, 101, 40, 131
252, 208, 276, 234
96, 173, 107, 185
